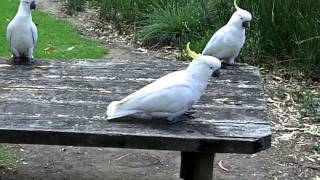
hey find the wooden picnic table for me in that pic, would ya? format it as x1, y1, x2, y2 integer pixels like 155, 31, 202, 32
0, 59, 271, 180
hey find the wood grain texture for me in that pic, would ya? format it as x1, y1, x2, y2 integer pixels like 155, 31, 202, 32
0, 59, 271, 154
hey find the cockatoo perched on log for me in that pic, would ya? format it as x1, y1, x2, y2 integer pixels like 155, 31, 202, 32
7, 0, 38, 65
202, 0, 252, 66
107, 43, 221, 124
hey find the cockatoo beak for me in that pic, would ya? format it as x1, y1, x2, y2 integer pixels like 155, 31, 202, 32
30, 1, 36, 10
242, 21, 250, 28
212, 69, 220, 78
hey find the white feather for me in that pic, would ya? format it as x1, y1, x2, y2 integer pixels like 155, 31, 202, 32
107, 55, 221, 121
7, 0, 37, 58
202, 7, 252, 64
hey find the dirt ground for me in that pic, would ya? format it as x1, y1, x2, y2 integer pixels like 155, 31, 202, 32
0, 1, 319, 179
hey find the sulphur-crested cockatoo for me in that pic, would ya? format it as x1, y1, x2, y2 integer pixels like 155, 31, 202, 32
7, 0, 38, 65
202, 0, 252, 65
107, 43, 221, 123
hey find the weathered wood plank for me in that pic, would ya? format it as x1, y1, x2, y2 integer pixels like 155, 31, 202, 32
0, 59, 271, 153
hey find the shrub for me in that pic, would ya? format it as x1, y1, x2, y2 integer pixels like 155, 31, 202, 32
65, 0, 87, 15
138, 0, 221, 48
97, 0, 157, 23
241, 0, 320, 77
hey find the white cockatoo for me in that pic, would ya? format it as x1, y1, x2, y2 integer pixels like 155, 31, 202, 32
7, 0, 38, 65
202, 0, 252, 65
107, 43, 221, 123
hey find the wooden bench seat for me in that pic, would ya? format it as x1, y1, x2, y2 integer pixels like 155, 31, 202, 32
0, 59, 271, 180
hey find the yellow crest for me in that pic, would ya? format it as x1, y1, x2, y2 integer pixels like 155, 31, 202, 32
234, 0, 240, 11
186, 42, 198, 61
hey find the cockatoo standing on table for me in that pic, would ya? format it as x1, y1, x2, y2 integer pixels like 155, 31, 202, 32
107, 43, 221, 124
202, 0, 252, 66
7, 0, 38, 65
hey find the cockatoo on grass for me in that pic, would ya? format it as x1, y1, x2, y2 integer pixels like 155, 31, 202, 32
107, 43, 221, 124
7, 0, 38, 65
202, 0, 252, 66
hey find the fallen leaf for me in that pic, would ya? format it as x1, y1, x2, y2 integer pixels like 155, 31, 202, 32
218, 160, 230, 172
305, 156, 316, 162
273, 76, 282, 81
113, 153, 132, 161
276, 131, 297, 141
44, 44, 55, 51
136, 48, 148, 54
267, 98, 277, 103
67, 46, 75, 51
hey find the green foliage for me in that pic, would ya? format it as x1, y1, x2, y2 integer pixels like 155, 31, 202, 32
98, 0, 151, 23
192, 30, 215, 53
139, 1, 217, 47
140, 0, 233, 49
0, 145, 18, 167
240, 0, 320, 77
92, 0, 230, 49
66, 0, 320, 77
65, 0, 87, 15
0, 0, 107, 59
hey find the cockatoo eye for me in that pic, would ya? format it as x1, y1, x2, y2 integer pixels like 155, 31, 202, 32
240, 17, 243, 20
210, 67, 213, 70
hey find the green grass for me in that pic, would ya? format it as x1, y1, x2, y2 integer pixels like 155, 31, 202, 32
0, 145, 18, 167
0, 0, 107, 59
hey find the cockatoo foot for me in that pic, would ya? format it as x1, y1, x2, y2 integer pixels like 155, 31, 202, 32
167, 115, 187, 125
10, 57, 35, 65
167, 113, 194, 125
25, 58, 36, 65
221, 62, 239, 69
183, 111, 196, 119
9, 57, 22, 65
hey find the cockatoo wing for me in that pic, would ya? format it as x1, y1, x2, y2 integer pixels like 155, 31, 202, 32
202, 26, 242, 61
202, 28, 226, 56
107, 83, 194, 120
6, 21, 14, 48
31, 22, 38, 47
107, 70, 193, 119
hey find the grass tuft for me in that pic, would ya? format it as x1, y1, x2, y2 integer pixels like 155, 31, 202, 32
64, 0, 87, 15
0, 145, 18, 167
140, 0, 231, 50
